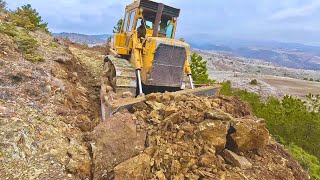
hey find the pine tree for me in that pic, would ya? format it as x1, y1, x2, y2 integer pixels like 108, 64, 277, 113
113, 19, 123, 33
11, 4, 48, 32
0, 0, 6, 10
190, 52, 215, 84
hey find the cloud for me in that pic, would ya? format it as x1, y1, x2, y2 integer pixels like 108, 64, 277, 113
268, 1, 320, 20
5, 0, 320, 45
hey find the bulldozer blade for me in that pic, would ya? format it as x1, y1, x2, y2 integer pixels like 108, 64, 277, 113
103, 85, 221, 119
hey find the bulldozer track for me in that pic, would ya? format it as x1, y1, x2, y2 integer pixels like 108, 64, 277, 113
100, 55, 137, 121
102, 55, 137, 96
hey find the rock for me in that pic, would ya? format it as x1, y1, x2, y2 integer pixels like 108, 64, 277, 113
54, 56, 71, 63
91, 111, 146, 179
216, 96, 252, 117
199, 153, 216, 167
122, 91, 133, 98
146, 101, 164, 111
156, 170, 166, 180
198, 120, 228, 151
223, 149, 252, 169
0, 105, 7, 113
146, 93, 161, 102
230, 119, 270, 152
66, 139, 91, 179
106, 85, 113, 93
164, 106, 177, 117
114, 153, 151, 180
72, 72, 78, 77
205, 109, 232, 121
51, 78, 65, 92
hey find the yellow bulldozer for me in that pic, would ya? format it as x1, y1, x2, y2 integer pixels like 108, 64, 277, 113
101, 0, 220, 121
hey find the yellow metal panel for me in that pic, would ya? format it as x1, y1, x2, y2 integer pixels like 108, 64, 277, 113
116, 48, 128, 55
114, 33, 126, 47
141, 38, 157, 83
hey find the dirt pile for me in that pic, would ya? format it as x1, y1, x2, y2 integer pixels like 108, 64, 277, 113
91, 93, 309, 180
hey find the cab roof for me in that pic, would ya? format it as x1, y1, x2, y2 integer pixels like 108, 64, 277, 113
126, 0, 180, 17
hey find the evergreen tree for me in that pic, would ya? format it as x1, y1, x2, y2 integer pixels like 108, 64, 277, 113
113, 19, 123, 33
11, 4, 48, 32
190, 52, 215, 84
0, 0, 6, 10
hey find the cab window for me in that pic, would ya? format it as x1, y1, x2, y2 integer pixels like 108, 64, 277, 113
166, 24, 174, 38
123, 13, 130, 32
158, 15, 175, 38
128, 11, 136, 32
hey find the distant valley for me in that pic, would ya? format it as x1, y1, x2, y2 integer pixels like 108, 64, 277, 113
186, 35, 320, 70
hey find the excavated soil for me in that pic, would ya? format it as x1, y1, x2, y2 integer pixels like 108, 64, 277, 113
90, 93, 309, 180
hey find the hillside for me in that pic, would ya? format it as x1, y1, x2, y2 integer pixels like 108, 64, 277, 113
52, 33, 111, 47
187, 35, 320, 70
0, 3, 315, 180
194, 50, 320, 99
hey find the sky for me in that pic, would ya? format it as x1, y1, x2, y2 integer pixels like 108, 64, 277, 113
6, 0, 320, 46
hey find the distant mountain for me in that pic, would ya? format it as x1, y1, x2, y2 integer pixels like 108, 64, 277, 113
185, 34, 320, 70
89, 34, 111, 41
53, 33, 111, 46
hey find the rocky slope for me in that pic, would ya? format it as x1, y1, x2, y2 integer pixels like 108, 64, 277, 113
0, 27, 103, 179
0, 17, 310, 180
90, 93, 309, 179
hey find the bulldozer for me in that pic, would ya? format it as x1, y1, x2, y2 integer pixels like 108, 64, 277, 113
101, 0, 220, 121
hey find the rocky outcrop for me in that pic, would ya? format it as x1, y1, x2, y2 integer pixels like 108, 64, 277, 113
90, 111, 146, 179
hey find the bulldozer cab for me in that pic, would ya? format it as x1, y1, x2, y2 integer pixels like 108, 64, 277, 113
113, 0, 180, 55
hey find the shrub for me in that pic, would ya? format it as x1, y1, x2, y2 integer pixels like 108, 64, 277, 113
250, 79, 258, 85
220, 82, 320, 161
0, 22, 17, 37
309, 78, 314, 81
0, 22, 44, 62
190, 52, 215, 84
49, 42, 59, 48
113, 19, 123, 33
219, 81, 232, 96
0, 0, 6, 10
10, 4, 48, 32
288, 143, 320, 180
15, 32, 44, 62
82, 42, 88, 47
304, 78, 309, 81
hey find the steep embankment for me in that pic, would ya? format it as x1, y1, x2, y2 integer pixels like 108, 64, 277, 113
0, 19, 104, 178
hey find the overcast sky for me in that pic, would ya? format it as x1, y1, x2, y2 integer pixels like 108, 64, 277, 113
6, 0, 320, 45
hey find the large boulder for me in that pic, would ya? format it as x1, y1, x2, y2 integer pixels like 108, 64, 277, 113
198, 120, 228, 151
223, 149, 252, 169
113, 153, 151, 180
90, 111, 146, 179
230, 119, 270, 152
